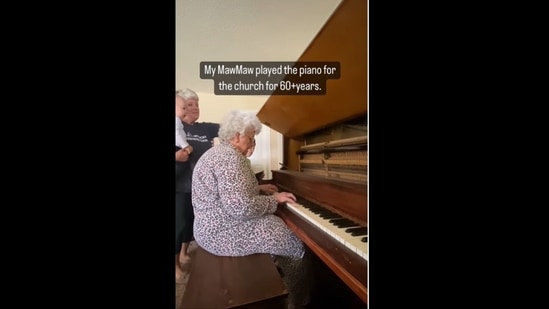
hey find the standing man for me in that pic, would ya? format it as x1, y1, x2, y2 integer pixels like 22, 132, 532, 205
175, 88, 219, 283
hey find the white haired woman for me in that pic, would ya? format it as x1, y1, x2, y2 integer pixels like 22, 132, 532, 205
191, 109, 311, 308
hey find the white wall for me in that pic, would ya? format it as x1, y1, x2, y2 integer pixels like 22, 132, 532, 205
190, 92, 266, 123
192, 92, 283, 180
175, 0, 342, 181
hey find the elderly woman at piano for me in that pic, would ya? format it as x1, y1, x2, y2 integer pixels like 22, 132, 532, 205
191, 109, 311, 309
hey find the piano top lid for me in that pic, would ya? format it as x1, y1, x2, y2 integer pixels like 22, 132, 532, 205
257, 0, 367, 139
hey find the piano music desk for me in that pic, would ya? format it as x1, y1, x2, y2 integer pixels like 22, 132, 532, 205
180, 246, 288, 309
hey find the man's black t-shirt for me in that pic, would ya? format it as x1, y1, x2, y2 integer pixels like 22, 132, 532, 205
175, 122, 219, 193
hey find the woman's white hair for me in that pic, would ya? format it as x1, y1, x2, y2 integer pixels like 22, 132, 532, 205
175, 88, 199, 100
218, 110, 262, 142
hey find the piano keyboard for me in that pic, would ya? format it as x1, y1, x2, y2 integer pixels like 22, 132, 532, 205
286, 198, 368, 261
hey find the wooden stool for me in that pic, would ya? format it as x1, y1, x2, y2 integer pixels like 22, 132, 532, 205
180, 246, 288, 309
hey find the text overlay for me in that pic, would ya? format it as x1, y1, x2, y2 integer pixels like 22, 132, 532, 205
200, 61, 340, 95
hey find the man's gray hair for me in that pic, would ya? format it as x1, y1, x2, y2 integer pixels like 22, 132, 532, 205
176, 88, 199, 100
218, 110, 262, 142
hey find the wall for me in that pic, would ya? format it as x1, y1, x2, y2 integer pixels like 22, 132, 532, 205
175, 1, 343, 180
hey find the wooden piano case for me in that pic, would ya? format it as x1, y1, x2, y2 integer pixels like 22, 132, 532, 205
256, 0, 368, 305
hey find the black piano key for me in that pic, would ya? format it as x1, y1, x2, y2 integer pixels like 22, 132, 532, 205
336, 219, 359, 226
351, 230, 368, 236
331, 218, 353, 225
310, 209, 331, 216
318, 209, 333, 214
314, 207, 328, 213
300, 201, 316, 208
333, 221, 360, 228
361, 237, 368, 242
329, 219, 360, 228
320, 213, 342, 219
318, 210, 338, 217
295, 197, 360, 229
345, 227, 368, 236
345, 227, 365, 233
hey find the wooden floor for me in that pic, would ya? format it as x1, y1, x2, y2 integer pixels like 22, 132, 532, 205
175, 241, 198, 309
176, 241, 366, 309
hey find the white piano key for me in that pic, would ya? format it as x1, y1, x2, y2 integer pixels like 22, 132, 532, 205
286, 202, 367, 261
287, 202, 349, 242
346, 237, 368, 261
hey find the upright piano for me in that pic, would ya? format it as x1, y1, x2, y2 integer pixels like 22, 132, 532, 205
256, 0, 367, 305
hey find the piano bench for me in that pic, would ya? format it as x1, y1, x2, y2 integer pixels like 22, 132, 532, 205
180, 245, 288, 309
